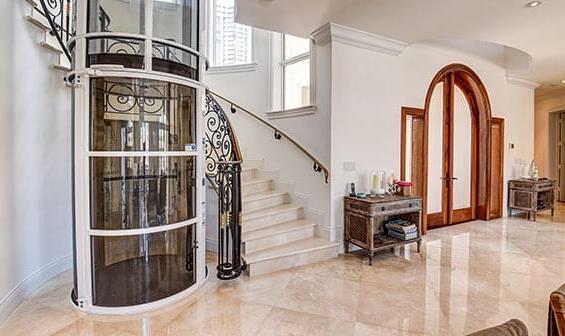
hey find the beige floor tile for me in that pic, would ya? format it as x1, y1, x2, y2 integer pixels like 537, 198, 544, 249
3, 210, 565, 336
257, 307, 355, 336
275, 272, 361, 321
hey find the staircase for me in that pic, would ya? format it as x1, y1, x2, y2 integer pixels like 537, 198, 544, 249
23, 0, 71, 72
240, 161, 338, 277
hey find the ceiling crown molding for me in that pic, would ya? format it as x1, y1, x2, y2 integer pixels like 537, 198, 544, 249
311, 23, 408, 56
506, 75, 540, 90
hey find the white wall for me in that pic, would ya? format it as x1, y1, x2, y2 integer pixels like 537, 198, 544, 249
0, 1, 72, 322
330, 41, 534, 244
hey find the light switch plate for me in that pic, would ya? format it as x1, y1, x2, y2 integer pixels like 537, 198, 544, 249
343, 161, 356, 171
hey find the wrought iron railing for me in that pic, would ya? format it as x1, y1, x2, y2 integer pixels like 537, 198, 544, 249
208, 90, 330, 183
204, 91, 246, 280
38, 0, 73, 61
37, 0, 111, 62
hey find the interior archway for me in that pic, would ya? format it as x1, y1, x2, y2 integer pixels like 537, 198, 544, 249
421, 63, 494, 232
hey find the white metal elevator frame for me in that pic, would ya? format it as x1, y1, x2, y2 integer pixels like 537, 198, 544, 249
68, 0, 209, 315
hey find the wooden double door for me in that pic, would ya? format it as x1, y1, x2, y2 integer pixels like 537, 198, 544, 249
401, 65, 505, 232
427, 75, 477, 227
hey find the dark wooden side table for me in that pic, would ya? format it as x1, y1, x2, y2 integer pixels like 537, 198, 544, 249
344, 195, 422, 265
508, 179, 556, 221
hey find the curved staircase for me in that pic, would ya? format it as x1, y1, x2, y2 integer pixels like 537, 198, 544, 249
240, 161, 338, 277
23, 0, 71, 72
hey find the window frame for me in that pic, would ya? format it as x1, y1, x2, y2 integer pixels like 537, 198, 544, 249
267, 33, 316, 119
206, 0, 255, 71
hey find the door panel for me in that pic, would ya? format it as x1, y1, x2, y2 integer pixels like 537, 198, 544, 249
452, 87, 472, 211
427, 83, 444, 222
410, 117, 425, 197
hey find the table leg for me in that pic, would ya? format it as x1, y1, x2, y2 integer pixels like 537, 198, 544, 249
527, 212, 531, 220
417, 241, 421, 253
344, 240, 349, 254
552, 208, 555, 217
368, 251, 374, 266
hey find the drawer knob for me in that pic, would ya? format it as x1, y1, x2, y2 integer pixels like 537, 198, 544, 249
381, 207, 386, 211
409, 203, 413, 207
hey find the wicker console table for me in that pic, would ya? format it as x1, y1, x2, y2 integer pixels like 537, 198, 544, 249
344, 195, 422, 265
508, 179, 556, 221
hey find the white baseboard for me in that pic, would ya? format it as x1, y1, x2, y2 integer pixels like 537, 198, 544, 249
0, 255, 72, 324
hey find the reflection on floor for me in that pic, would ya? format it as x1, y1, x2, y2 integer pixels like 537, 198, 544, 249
1, 209, 565, 336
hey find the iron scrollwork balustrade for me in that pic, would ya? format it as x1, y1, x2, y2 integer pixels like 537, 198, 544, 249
39, 0, 73, 61
204, 92, 240, 185
38, 0, 111, 62
216, 162, 246, 280
204, 91, 245, 280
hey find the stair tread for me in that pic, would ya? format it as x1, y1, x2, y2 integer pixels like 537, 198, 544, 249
242, 177, 272, 186
244, 237, 338, 264
241, 161, 262, 170
243, 190, 287, 203
243, 219, 315, 241
243, 203, 301, 221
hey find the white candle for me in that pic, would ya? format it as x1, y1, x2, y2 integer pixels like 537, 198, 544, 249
373, 173, 381, 190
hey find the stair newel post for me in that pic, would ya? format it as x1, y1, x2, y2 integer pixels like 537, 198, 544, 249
230, 162, 243, 274
217, 163, 224, 274
216, 161, 246, 280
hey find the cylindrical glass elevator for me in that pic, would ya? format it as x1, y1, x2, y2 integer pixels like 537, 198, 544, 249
68, 0, 206, 314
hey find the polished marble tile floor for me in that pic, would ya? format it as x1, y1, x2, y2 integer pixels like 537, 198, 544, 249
1, 212, 565, 336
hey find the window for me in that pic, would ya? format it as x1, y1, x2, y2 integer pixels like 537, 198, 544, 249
209, 0, 252, 67
282, 34, 311, 110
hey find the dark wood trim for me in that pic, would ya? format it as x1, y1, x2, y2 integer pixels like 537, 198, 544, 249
452, 207, 473, 224
400, 107, 425, 182
490, 117, 505, 219
427, 212, 444, 228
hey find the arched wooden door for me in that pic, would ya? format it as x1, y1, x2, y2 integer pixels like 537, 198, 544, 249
419, 64, 503, 232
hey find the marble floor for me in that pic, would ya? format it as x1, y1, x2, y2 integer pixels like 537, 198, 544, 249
1, 212, 565, 336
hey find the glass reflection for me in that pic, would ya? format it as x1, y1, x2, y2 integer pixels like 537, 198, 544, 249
153, 0, 198, 50
88, 0, 145, 34
90, 77, 197, 152
91, 225, 195, 307
90, 156, 196, 230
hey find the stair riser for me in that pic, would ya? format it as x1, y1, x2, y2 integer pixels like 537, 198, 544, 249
242, 208, 303, 233
244, 226, 315, 254
243, 194, 288, 212
241, 169, 256, 182
242, 180, 273, 196
247, 245, 338, 277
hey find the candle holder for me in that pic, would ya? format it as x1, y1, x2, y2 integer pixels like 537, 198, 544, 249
370, 171, 386, 196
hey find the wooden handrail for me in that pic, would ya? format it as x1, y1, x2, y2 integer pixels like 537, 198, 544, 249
208, 90, 329, 183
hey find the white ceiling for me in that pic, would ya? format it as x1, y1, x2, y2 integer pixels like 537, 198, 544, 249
236, 0, 565, 94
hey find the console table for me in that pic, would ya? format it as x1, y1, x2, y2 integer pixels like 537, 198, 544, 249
344, 195, 422, 265
508, 179, 556, 221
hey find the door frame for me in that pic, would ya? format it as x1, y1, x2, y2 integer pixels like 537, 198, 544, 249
420, 64, 496, 233
400, 106, 425, 184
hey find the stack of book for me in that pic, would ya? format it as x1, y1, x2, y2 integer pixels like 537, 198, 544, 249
385, 219, 418, 240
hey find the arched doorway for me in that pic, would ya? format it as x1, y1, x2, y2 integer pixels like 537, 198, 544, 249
415, 64, 503, 232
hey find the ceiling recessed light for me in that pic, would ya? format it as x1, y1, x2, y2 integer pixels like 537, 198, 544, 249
525, 1, 543, 8
561, 80, 565, 84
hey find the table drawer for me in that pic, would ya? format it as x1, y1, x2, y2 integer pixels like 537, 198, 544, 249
374, 199, 421, 214
345, 199, 372, 214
